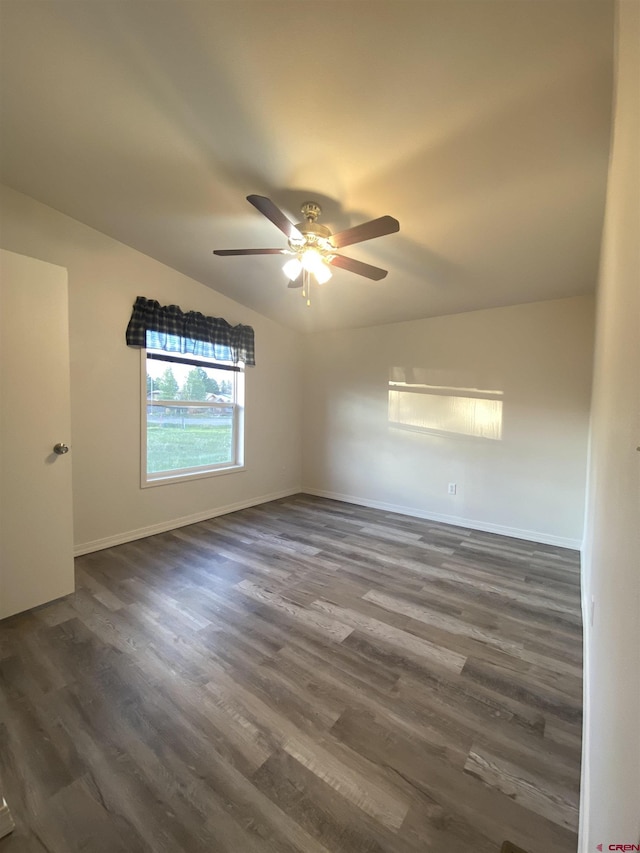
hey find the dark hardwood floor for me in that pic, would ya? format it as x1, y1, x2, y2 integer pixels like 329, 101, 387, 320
0, 495, 583, 853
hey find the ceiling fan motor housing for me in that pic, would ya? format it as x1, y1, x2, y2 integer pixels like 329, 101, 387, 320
289, 201, 334, 253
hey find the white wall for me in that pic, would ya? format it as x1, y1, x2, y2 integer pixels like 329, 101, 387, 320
580, 1, 640, 848
303, 296, 594, 547
0, 185, 303, 553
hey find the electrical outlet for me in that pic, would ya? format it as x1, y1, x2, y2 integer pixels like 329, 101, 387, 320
448, 483, 457, 495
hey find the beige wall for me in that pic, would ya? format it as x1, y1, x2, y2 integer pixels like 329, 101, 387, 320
580, 1, 640, 848
303, 296, 594, 547
0, 185, 303, 552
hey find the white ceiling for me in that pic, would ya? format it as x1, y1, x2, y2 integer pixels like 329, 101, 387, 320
0, 1, 614, 332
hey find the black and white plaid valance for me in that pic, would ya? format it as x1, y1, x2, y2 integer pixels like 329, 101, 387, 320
126, 296, 255, 366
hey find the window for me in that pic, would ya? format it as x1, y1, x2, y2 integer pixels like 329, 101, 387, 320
126, 295, 253, 485
142, 348, 244, 485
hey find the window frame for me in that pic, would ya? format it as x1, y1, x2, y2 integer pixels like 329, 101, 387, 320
140, 347, 245, 488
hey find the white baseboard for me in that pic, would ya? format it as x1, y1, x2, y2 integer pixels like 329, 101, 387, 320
74, 487, 301, 556
302, 487, 581, 550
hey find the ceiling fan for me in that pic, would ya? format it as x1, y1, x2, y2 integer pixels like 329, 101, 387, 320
214, 195, 400, 305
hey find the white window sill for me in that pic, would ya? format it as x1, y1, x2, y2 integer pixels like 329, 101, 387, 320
142, 463, 245, 489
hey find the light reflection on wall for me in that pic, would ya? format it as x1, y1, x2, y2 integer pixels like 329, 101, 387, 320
388, 372, 504, 440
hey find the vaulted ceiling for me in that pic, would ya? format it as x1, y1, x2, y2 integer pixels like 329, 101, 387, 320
0, 1, 614, 332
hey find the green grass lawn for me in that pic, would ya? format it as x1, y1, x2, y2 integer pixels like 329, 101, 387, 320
147, 423, 233, 473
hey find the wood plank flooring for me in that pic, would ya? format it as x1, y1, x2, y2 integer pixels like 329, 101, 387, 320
0, 495, 583, 853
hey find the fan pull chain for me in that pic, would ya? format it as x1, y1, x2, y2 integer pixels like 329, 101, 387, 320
302, 269, 311, 307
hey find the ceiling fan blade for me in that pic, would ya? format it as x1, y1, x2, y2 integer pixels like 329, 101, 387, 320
246, 195, 303, 241
213, 248, 285, 256
287, 279, 303, 289
330, 215, 399, 249
330, 254, 388, 281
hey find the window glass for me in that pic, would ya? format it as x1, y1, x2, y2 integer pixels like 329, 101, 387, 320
143, 350, 243, 484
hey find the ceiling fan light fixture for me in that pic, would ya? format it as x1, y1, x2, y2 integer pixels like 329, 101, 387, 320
301, 248, 323, 273
314, 262, 332, 285
282, 257, 302, 280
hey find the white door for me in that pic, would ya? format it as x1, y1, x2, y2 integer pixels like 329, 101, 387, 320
0, 249, 74, 620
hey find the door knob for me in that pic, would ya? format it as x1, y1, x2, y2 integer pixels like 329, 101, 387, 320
53, 443, 70, 455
